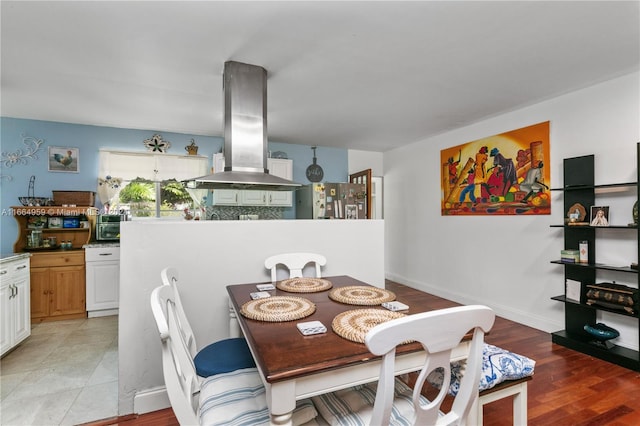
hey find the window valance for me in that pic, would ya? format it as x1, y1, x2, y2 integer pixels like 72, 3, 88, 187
98, 150, 208, 181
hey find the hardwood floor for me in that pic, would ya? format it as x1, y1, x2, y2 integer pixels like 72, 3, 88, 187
84, 281, 640, 426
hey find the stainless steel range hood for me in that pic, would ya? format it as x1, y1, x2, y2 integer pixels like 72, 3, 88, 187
185, 61, 301, 191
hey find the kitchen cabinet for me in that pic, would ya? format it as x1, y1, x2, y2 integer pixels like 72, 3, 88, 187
30, 251, 86, 322
212, 189, 292, 207
11, 206, 98, 252
210, 158, 293, 207
550, 151, 639, 371
85, 246, 120, 317
1, 255, 31, 356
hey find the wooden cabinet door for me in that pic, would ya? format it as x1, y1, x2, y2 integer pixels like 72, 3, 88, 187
49, 266, 85, 317
30, 267, 51, 319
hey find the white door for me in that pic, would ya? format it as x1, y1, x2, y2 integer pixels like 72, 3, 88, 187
267, 158, 293, 180
13, 276, 30, 344
0, 282, 13, 356
86, 261, 120, 311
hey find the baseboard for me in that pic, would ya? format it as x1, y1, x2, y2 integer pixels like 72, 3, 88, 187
133, 386, 170, 414
88, 308, 119, 318
385, 272, 562, 333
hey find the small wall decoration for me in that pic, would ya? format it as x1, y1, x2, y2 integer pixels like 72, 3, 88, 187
48, 146, 79, 173
1, 133, 45, 181
590, 206, 610, 226
185, 139, 198, 155
144, 134, 171, 152
441, 121, 550, 216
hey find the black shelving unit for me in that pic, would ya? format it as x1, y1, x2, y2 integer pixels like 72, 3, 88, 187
550, 151, 640, 371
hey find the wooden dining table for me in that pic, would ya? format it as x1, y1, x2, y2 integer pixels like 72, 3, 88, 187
226, 275, 470, 426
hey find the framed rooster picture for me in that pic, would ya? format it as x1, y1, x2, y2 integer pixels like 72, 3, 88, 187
48, 146, 79, 173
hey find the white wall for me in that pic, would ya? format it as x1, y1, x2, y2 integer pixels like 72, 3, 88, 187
348, 149, 384, 176
118, 219, 384, 415
384, 72, 639, 351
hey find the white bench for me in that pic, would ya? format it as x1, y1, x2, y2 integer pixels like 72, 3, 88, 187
477, 376, 531, 426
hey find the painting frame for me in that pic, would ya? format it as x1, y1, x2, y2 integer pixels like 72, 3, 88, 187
440, 121, 551, 216
48, 146, 79, 173
590, 206, 610, 227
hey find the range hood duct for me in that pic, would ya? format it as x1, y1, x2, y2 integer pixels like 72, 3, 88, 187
185, 61, 301, 191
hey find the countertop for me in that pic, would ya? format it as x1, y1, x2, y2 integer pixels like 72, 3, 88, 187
83, 242, 120, 249
1, 252, 32, 262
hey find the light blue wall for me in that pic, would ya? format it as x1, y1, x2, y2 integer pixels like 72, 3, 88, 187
0, 117, 348, 253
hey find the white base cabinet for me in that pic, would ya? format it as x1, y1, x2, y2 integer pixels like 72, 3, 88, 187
85, 246, 120, 317
1, 256, 31, 357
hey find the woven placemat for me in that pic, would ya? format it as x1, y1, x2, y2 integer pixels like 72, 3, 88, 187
277, 277, 333, 293
328, 286, 396, 306
240, 296, 316, 322
332, 308, 406, 343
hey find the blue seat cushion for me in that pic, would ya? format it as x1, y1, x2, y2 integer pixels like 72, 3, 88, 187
194, 337, 256, 378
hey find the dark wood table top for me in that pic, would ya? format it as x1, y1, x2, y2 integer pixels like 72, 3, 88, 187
227, 275, 462, 384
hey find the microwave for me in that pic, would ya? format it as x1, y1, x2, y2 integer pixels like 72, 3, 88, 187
96, 215, 120, 241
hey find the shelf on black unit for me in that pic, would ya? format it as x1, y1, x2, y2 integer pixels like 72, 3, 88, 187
551, 330, 640, 372
551, 260, 638, 273
550, 224, 637, 229
551, 295, 638, 318
551, 182, 637, 191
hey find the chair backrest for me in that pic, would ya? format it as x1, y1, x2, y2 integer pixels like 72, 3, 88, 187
150, 284, 201, 425
160, 267, 198, 358
264, 252, 327, 282
365, 305, 495, 426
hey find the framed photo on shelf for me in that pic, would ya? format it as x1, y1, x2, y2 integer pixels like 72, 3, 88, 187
590, 205, 610, 227
48, 146, 79, 173
345, 204, 358, 219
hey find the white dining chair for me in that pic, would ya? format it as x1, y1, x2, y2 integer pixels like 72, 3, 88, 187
264, 252, 327, 282
311, 305, 495, 426
150, 283, 321, 426
160, 267, 256, 377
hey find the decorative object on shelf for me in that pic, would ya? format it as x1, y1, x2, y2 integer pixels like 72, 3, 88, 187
584, 323, 620, 350
631, 201, 638, 226
270, 151, 288, 159
19, 176, 50, 206
590, 205, 610, 226
48, 146, 79, 172
185, 139, 199, 155
567, 202, 588, 225
1, 133, 44, 168
586, 282, 638, 315
143, 134, 171, 152
306, 146, 324, 182
579, 240, 588, 264
48, 217, 63, 228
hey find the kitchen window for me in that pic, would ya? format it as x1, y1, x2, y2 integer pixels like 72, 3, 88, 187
98, 150, 208, 219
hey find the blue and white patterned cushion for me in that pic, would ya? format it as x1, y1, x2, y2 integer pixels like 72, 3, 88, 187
199, 368, 319, 426
427, 343, 536, 396
311, 377, 427, 425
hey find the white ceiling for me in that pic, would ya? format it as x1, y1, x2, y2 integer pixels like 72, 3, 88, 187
1, 1, 638, 152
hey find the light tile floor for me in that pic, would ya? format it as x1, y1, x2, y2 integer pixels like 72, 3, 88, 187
0, 316, 118, 425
